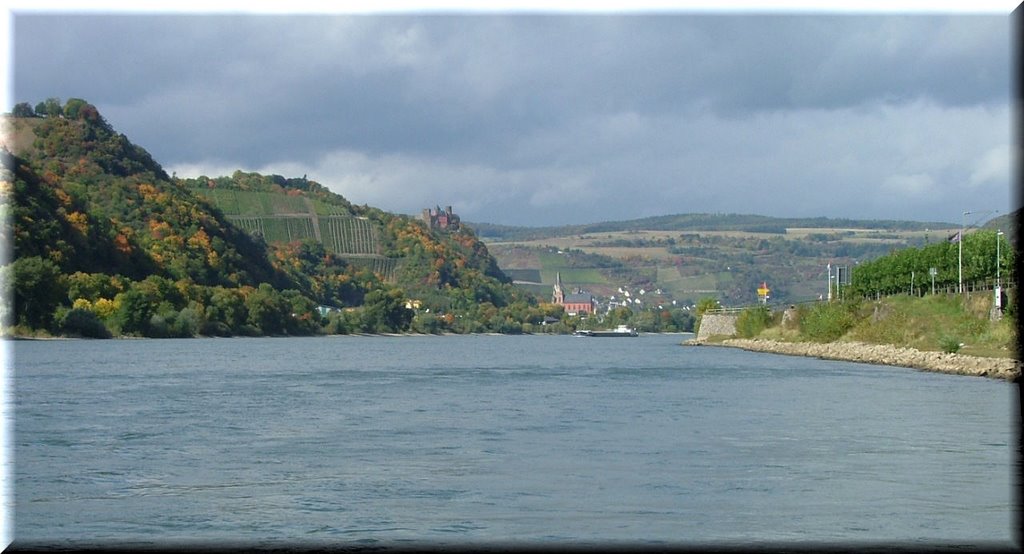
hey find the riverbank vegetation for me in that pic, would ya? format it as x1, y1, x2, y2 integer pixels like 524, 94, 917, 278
725, 293, 1015, 360
712, 219, 1018, 359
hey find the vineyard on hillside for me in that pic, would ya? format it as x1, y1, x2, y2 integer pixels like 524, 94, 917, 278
197, 188, 349, 216
319, 217, 380, 255
344, 255, 401, 282
193, 187, 398, 281
230, 216, 317, 244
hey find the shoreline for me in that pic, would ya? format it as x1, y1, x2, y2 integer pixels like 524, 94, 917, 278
685, 337, 1021, 382
5, 330, 695, 341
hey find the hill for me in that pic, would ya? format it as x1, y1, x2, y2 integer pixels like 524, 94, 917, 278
981, 209, 1019, 245
469, 213, 957, 242
476, 215, 975, 308
2, 98, 542, 337
178, 171, 399, 281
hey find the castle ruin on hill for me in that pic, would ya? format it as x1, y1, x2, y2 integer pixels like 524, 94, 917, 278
422, 205, 461, 231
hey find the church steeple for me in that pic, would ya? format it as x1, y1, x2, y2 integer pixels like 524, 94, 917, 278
552, 272, 564, 304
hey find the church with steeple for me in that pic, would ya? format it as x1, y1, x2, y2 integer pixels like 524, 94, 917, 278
552, 272, 596, 316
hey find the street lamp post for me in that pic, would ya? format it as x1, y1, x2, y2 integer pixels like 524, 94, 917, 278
827, 263, 832, 301
959, 210, 971, 294
996, 230, 1004, 310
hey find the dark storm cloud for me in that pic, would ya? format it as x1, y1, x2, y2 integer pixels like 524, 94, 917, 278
10, 12, 1012, 225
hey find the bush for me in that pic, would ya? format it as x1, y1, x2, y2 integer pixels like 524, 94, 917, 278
799, 300, 859, 343
849, 301, 909, 345
735, 305, 772, 338
939, 335, 962, 354
59, 307, 112, 338
199, 320, 233, 337
411, 312, 443, 334
145, 307, 199, 338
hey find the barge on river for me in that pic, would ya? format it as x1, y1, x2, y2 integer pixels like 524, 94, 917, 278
574, 325, 639, 337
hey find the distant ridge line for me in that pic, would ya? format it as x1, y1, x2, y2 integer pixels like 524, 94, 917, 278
468, 212, 960, 242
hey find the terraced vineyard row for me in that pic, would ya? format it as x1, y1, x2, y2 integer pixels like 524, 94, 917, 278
195, 188, 350, 216
199, 189, 306, 215
227, 215, 381, 255
227, 215, 397, 282
198, 188, 399, 281
314, 203, 352, 216
344, 255, 400, 282
229, 216, 317, 244
319, 217, 379, 255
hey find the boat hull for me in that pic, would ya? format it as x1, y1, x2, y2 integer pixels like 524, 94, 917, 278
574, 328, 639, 337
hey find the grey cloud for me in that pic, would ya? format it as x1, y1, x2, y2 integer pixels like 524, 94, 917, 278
11, 13, 1013, 226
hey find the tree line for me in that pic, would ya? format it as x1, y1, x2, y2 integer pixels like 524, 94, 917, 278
848, 229, 1013, 298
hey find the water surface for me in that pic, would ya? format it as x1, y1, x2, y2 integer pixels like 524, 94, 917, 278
10, 334, 1019, 548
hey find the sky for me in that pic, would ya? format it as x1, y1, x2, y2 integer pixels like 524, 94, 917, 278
3, 2, 1019, 227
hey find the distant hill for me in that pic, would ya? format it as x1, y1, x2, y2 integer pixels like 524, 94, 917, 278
477, 214, 967, 306
469, 213, 956, 242
980, 209, 1019, 246
467, 210, 1018, 307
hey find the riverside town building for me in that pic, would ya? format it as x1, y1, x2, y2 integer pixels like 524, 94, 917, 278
552, 272, 596, 316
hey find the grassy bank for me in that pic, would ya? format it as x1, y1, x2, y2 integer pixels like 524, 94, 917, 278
733, 293, 1016, 359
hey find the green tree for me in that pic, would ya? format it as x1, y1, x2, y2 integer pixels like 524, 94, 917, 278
12, 256, 66, 330
361, 288, 414, 333
735, 305, 772, 338
204, 287, 247, 335
11, 102, 35, 117
245, 283, 291, 335
600, 306, 633, 329
63, 98, 88, 119
282, 289, 320, 335
38, 97, 63, 117
111, 288, 154, 336
411, 312, 443, 334
66, 272, 124, 303
324, 309, 361, 335
59, 307, 112, 338
631, 310, 658, 332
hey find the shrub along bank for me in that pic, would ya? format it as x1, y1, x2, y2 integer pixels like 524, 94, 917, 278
692, 292, 1019, 380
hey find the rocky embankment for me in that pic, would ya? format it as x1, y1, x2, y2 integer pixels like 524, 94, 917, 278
685, 338, 1021, 381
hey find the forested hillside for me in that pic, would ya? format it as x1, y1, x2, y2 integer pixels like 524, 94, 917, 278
2, 98, 554, 337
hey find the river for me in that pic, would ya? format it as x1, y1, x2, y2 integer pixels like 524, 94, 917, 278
8, 333, 1019, 548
